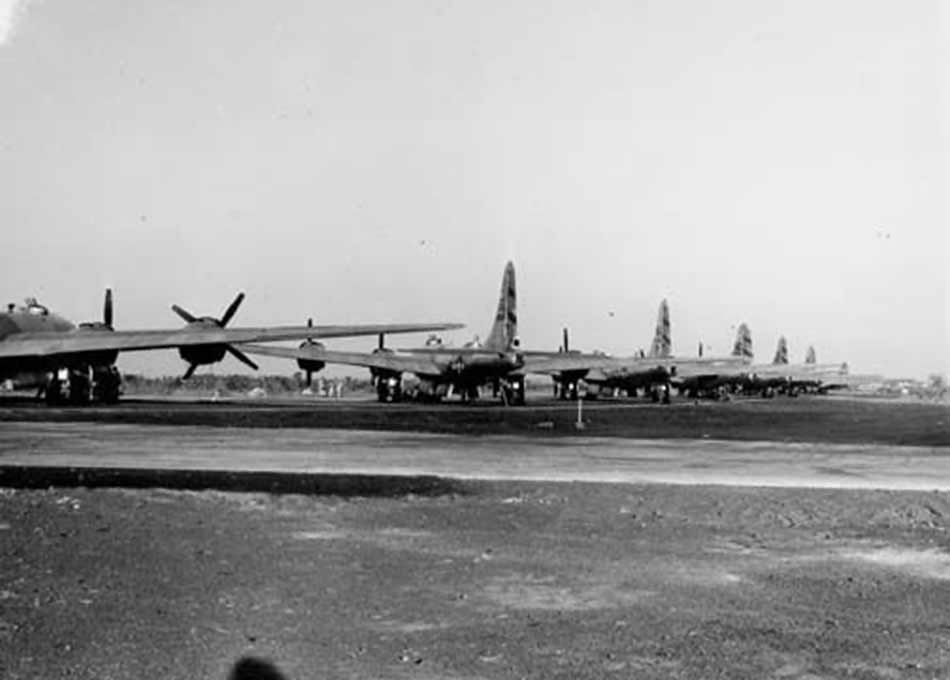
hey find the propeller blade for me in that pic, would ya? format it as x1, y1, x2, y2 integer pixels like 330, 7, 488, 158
104, 289, 113, 328
378, 333, 385, 350
182, 363, 197, 380
172, 304, 197, 324
306, 370, 312, 387
227, 345, 259, 370
219, 292, 245, 327
307, 317, 313, 328
562, 327, 569, 353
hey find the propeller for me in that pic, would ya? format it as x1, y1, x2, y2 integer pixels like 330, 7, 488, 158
220, 292, 245, 326
305, 318, 314, 387
698, 341, 703, 357
226, 346, 259, 370
378, 333, 385, 350
103, 289, 113, 328
172, 292, 258, 379
561, 327, 569, 353
173, 291, 246, 327
171, 304, 197, 324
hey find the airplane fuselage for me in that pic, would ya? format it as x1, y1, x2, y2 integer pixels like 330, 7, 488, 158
0, 306, 118, 383
405, 349, 523, 385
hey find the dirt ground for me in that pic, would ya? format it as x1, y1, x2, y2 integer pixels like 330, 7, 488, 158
3, 481, 950, 679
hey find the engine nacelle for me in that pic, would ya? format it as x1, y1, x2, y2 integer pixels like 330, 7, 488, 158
76, 322, 119, 366
297, 339, 326, 374
178, 345, 227, 367
369, 347, 394, 382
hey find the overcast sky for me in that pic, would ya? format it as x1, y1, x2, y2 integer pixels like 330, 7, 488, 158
1, 0, 946, 379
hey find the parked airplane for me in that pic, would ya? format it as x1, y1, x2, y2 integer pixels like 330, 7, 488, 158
0, 290, 463, 404
242, 262, 614, 405
672, 323, 757, 398
739, 335, 850, 397
675, 329, 851, 398
545, 300, 749, 402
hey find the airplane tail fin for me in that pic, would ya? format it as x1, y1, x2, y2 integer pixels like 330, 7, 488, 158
805, 346, 816, 364
648, 298, 672, 358
772, 336, 788, 365
732, 323, 753, 359
486, 261, 518, 350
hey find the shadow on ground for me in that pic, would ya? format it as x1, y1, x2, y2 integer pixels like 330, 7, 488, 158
0, 465, 470, 498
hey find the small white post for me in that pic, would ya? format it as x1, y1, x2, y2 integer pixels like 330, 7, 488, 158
575, 392, 585, 430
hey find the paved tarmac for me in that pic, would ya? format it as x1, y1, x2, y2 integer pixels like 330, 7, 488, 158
1, 421, 948, 490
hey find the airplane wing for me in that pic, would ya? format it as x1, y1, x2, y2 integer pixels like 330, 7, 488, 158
0, 323, 463, 361
240, 344, 445, 377
670, 357, 750, 379
749, 362, 845, 380
521, 354, 634, 375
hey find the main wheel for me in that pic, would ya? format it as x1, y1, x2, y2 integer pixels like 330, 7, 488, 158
92, 366, 122, 404
509, 378, 526, 406
661, 384, 671, 404
67, 369, 91, 405
44, 376, 65, 405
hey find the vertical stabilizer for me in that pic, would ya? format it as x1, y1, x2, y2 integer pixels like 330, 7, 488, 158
772, 336, 789, 364
732, 323, 753, 359
648, 299, 672, 358
486, 261, 517, 350
805, 346, 816, 364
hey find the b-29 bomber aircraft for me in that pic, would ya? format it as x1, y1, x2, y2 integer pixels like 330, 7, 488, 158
541, 299, 750, 402
674, 328, 851, 398
737, 336, 850, 397
242, 262, 615, 405
0, 290, 463, 404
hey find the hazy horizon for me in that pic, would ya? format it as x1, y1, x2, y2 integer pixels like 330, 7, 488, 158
2, 1, 946, 380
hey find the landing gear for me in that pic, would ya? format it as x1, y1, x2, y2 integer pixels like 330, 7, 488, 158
92, 366, 122, 403
558, 380, 578, 400
649, 383, 671, 404
44, 368, 91, 405
501, 377, 526, 406
376, 375, 403, 402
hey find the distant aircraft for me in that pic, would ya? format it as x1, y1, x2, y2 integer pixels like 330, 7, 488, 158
672, 323, 757, 398
739, 335, 851, 397
676, 330, 852, 398
545, 300, 750, 402
0, 290, 463, 404
242, 262, 613, 405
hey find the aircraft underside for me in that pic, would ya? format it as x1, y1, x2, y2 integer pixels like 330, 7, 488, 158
43, 365, 123, 405
371, 370, 527, 406
551, 373, 672, 404
1, 361, 124, 405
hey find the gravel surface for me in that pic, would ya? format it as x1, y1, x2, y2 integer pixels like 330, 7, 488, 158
3, 482, 950, 679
